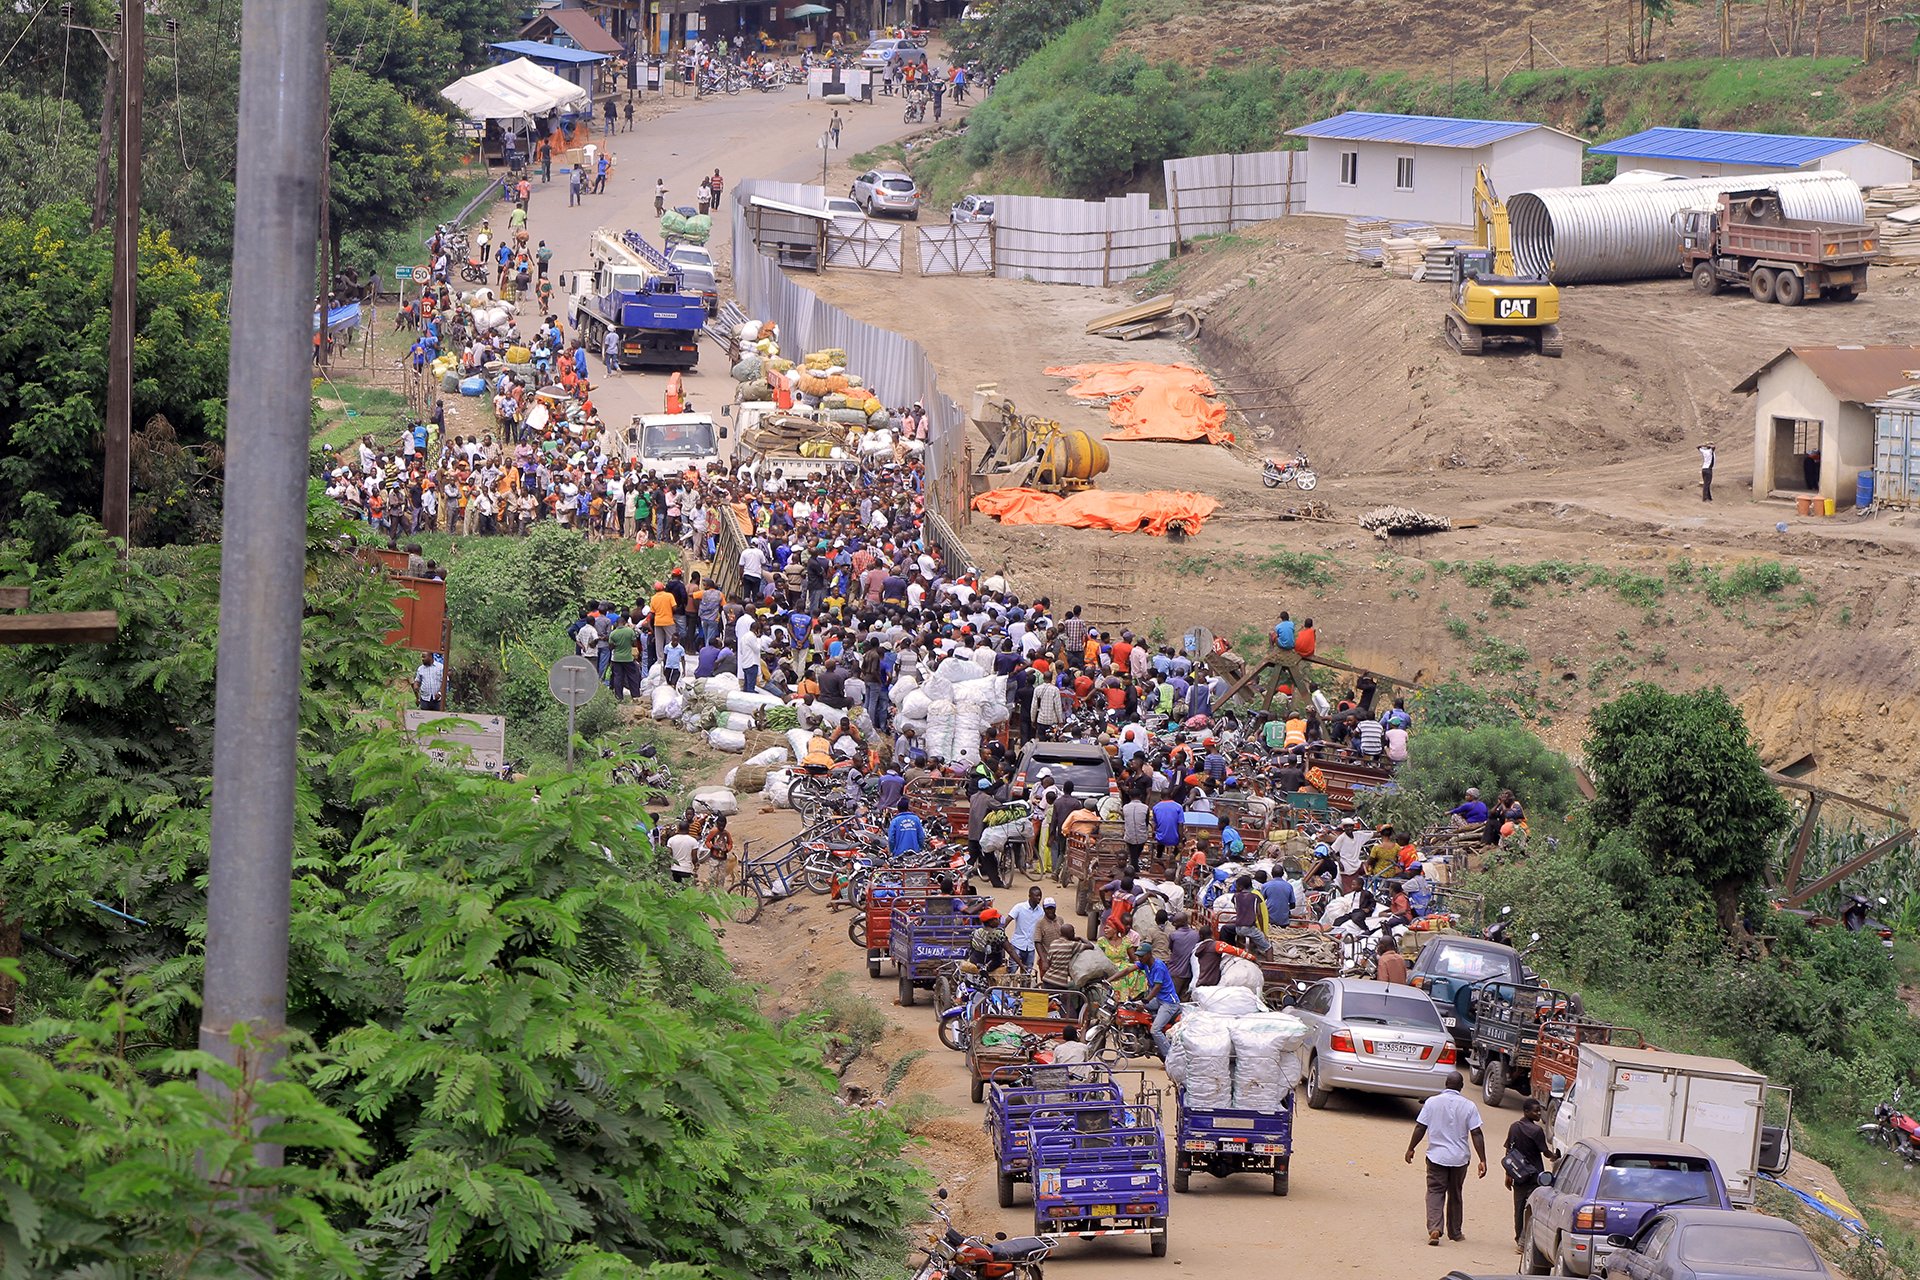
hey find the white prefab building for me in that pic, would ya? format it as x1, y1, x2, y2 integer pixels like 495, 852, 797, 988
1285, 111, 1585, 227
1591, 127, 1916, 188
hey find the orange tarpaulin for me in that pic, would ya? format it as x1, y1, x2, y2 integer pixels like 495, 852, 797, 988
972, 487, 1220, 536
1044, 362, 1232, 445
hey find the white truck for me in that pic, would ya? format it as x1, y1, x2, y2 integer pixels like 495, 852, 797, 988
1544, 1042, 1791, 1206
723, 401, 864, 482
625, 412, 726, 478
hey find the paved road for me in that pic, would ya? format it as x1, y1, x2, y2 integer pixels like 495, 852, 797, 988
498, 82, 959, 439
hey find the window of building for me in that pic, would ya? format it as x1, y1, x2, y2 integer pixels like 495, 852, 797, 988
1339, 151, 1358, 186
1396, 156, 1414, 190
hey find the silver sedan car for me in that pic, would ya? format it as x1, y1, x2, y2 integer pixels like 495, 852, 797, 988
1287, 978, 1459, 1108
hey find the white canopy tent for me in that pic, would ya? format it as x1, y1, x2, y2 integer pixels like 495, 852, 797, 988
440, 57, 590, 126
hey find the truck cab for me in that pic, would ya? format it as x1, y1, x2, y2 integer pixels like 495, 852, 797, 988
627, 413, 724, 478
1408, 934, 1532, 1049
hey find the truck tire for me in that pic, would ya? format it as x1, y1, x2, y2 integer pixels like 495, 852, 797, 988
1174, 1157, 1190, 1194
899, 970, 915, 1007
1773, 270, 1805, 307
1272, 1169, 1289, 1196
998, 1167, 1015, 1208
1484, 1057, 1509, 1108
1749, 267, 1775, 302
1692, 263, 1721, 295
1150, 1218, 1168, 1257
867, 954, 881, 980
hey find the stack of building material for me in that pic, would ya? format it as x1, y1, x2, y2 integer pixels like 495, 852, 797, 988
1864, 182, 1920, 264
1359, 505, 1452, 535
1344, 216, 1390, 265
1380, 226, 1449, 278
1419, 243, 1461, 282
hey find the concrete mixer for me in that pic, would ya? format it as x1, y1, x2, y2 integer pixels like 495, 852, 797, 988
969, 386, 1110, 495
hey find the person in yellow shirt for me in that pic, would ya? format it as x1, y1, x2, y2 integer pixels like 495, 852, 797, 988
1367, 825, 1403, 876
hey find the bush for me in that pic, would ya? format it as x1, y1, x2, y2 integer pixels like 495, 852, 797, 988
521, 522, 593, 619
1474, 845, 1637, 986
442, 539, 532, 643
586, 543, 679, 612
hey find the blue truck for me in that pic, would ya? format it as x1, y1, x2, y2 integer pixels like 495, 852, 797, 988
1029, 1098, 1170, 1258
1173, 1088, 1293, 1196
987, 1064, 1124, 1208
569, 228, 707, 370
888, 896, 990, 1008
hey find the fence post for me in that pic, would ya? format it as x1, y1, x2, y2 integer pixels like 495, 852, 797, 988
1169, 167, 1183, 247
1285, 150, 1295, 217
1102, 230, 1114, 287
1228, 152, 1239, 230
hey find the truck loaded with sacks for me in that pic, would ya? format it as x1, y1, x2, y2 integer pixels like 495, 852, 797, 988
725, 319, 931, 472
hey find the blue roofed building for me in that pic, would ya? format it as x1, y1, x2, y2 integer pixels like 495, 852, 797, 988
1285, 111, 1585, 226
1592, 126, 1915, 188
490, 39, 610, 100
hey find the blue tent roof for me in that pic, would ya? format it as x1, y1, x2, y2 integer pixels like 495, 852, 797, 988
490, 39, 608, 65
1286, 111, 1559, 149
1591, 126, 1861, 168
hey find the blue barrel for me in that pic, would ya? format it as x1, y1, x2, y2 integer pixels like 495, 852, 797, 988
1858, 470, 1876, 509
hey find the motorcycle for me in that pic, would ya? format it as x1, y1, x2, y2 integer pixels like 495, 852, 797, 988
1861, 1089, 1920, 1160
1842, 894, 1896, 949
459, 259, 488, 284
903, 94, 927, 123
912, 1187, 1052, 1280
1081, 986, 1175, 1063
1261, 453, 1318, 491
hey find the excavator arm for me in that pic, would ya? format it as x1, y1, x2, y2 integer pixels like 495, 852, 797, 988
1471, 166, 1518, 277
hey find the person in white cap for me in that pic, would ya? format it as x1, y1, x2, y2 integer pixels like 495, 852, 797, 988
1033, 895, 1066, 955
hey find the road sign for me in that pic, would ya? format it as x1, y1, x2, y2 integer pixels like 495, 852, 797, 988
549, 656, 599, 707
394, 265, 414, 280
404, 709, 507, 773
415, 264, 429, 279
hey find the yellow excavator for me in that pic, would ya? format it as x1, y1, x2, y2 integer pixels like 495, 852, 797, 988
1445, 166, 1563, 358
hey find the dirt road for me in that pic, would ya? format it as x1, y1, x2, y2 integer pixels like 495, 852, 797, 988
718, 798, 1533, 1277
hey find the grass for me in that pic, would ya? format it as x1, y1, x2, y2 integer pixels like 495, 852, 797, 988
313, 379, 411, 452
1252, 549, 1333, 588
1469, 635, 1530, 676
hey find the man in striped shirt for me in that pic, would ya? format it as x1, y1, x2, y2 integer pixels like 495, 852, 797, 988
1352, 715, 1386, 761
1061, 607, 1089, 668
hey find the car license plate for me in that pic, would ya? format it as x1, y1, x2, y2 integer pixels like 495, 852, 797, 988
1379, 1042, 1419, 1058
1092, 1204, 1117, 1218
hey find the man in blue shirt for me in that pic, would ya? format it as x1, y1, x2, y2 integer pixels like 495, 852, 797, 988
1150, 796, 1184, 860
1114, 940, 1181, 1060
1005, 885, 1047, 972
1255, 868, 1295, 927
875, 764, 906, 812
888, 806, 927, 858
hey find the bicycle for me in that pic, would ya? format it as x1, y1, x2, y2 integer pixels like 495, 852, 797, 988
725, 841, 808, 925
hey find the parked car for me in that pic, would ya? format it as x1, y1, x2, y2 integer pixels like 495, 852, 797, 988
1523, 1138, 1731, 1278
1600, 1208, 1831, 1280
673, 261, 719, 317
823, 195, 866, 222
851, 169, 920, 220
950, 194, 997, 224
665, 243, 714, 274
1287, 978, 1458, 1109
1011, 741, 1115, 801
1408, 934, 1536, 1050
857, 39, 928, 72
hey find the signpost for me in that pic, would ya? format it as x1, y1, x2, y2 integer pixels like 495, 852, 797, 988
547, 655, 600, 769
394, 265, 413, 280
403, 709, 507, 774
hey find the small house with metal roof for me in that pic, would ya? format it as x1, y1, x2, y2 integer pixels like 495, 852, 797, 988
1734, 345, 1920, 507
1592, 127, 1915, 188
1285, 111, 1585, 226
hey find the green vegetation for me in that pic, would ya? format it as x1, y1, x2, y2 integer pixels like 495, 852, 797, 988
1251, 549, 1333, 588
923, 0, 1884, 202
313, 379, 412, 451
0, 507, 922, 1277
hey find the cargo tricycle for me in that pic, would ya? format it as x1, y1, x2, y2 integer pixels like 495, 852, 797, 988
1174, 1087, 1293, 1196
1029, 1098, 1170, 1256
965, 986, 1091, 1103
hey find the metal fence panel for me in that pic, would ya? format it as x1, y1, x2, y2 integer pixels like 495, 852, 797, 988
1163, 149, 1308, 240
990, 192, 1174, 286
918, 222, 992, 275
826, 218, 903, 271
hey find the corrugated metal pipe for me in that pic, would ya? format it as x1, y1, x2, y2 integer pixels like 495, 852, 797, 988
1508, 171, 1866, 283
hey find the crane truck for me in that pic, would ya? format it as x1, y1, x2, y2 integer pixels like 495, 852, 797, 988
569, 228, 708, 371
1445, 166, 1563, 358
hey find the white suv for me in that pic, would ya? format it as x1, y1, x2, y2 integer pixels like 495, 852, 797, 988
851, 169, 920, 221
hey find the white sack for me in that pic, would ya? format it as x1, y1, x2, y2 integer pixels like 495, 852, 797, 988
900, 690, 932, 721
889, 674, 920, 707
727, 690, 782, 714
691, 786, 739, 816
720, 711, 753, 733
787, 728, 814, 763
1068, 948, 1117, 987
1192, 985, 1264, 1017
707, 728, 747, 752
764, 768, 795, 807
1218, 956, 1265, 993
747, 746, 788, 768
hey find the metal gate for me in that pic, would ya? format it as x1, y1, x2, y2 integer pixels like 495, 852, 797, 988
825, 219, 903, 272
919, 222, 993, 275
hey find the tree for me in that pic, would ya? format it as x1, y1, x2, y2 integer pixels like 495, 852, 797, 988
327, 66, 459, 274
0, 93, 103, 227
1584, 684, 1792, 929
1355, 723, 1582, 840
972, 0, 1098, 71
415, 0, 525, 69
0, 202, 229, 556
329, 0, 465, 103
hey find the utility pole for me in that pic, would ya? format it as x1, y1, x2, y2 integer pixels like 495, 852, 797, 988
68, 3, 143, 545
317, 55, 332, 369
198, 0, 328, 1167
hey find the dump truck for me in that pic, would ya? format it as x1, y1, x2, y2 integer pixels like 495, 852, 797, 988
1543, 1041, 1791, 1206
569, 228, 708, 370
1677, 189, 1874, 306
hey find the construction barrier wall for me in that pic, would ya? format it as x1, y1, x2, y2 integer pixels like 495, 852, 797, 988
990, 192, 1175, 287
1163, 149, 1310, 240
730, 179, 973, 534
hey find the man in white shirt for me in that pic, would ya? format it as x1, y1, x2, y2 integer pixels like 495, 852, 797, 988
1330, 818, 1368, 892
666, 817, 701, 885
740, 543, 765, 597
1405, 1072, 1485, 1246
737, 616, 765, 694
412, 653, 445, 710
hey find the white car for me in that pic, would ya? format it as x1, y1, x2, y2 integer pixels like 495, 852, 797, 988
823, 195, 866, 221
851, 169, 920, 220
666, 243, 714, 273
950, 194, 996, 224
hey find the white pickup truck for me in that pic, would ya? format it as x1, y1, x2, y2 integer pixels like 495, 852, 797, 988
725, 401, 864, 482
626, 413, 727, 478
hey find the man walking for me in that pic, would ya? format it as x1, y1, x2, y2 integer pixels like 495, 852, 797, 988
1405, 1071, 1486, 1247
412, 652, 445, 710
1698, 440, 1715, 502
603, 327, 621, 376
828, 109, 843, 147
568, 165, 584, 207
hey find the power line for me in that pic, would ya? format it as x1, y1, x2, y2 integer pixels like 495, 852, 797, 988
0, 0, 56, 67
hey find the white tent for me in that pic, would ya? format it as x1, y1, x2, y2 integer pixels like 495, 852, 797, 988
440, 57, 590, 125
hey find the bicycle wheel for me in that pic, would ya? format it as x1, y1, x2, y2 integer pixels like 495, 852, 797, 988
726, 875, 765, 925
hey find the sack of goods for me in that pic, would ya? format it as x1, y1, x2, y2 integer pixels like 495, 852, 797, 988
1068, 947, 1117, 988
1192, 985, 1264, 1017
1216, 955, 1265, 994
1165, 1011, 1234, 1110
732, 763, 769, 795
763, 767, 796, 808
707, 727, 747, 752
980, 823, 1019, 855
983, 800, 1031, 829
651, 686, 683, 721
690, 786, 739, 816
1228, 1013, 1311, 1112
